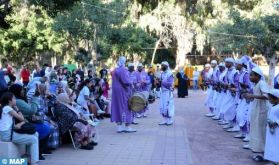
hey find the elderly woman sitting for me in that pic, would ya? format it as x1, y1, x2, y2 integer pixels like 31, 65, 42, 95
54, 93, 97, 150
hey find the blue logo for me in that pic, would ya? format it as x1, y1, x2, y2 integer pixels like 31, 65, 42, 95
0, 158, 27, 165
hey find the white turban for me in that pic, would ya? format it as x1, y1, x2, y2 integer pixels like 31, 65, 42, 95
268, 89, 279, 98
128, 63, 134, 67
235, 59, 243, 65
211, 60, 217, 64
117, 56, 126, 67
137, 63, 143, 67
225, 57, 235, 63
205, 64, 210, 68
218, 62, 225, 67
161, 61, 169, 67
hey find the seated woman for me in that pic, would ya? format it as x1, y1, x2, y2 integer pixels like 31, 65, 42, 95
33, 84, 60, 150
0, 92, 39, 165
55, 93, 96, 150
93, 78, 111, 118
9, 84, 51, 160
77, 79, 104, 119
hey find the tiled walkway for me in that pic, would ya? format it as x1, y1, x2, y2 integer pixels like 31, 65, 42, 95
40, 90, 265, 165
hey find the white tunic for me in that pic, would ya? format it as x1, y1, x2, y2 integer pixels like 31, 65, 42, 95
214, 69, 227, 116
160, 70, 175, 117
264, 104, 279, 163
249, 80, 269, 152
223, 68, 238, 121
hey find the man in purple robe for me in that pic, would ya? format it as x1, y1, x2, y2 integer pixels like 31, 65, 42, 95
134, 63, 151, 118
111, 57, 136, 133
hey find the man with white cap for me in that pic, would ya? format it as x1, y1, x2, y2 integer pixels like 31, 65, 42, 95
234, 58, 251, 137
204, 60, 218, 117
212, 62, 227, 120
264, 89, 279, 164
134, 63, 151, 118
159, 61, 175, 125
243, 67, 269, 160
127, 62, 139, 125
220, 57, 239, 131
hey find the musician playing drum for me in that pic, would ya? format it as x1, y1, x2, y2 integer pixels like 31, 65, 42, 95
159, 61, 175, 125
111, 56, 136, 133
127, 63, 139, 125
134, 63, 151, 118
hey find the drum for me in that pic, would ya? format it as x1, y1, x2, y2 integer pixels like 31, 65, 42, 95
129, 92, 148, 112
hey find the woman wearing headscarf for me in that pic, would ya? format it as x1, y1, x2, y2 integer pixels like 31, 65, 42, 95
55, 93, 96, 150
159, 61, 175, 125
9, 83, 51, 160
34, 84, 60, 150
176, 67, 188, 98
111, 56, 136, 133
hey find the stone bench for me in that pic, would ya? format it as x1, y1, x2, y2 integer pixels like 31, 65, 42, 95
0, 141, 26, 158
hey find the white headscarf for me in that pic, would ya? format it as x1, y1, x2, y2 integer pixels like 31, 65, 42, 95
211, 60, 217, 64
117, 56, 126, 67
137, 63, 143, 67
225, 57, 235, 64
161, 61, 169, 68
241, 55, 257, 73
218, 62, 225, 67
128, 63, 134, 67
235, 59, 243, 65
252, 67, 265, 81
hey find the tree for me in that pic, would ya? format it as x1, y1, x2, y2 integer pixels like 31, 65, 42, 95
53, 0, 155, 65
0, 5, 64, 64
209, 0, 279, 85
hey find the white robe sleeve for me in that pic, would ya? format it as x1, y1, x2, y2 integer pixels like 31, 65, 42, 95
259, 80, 269, 96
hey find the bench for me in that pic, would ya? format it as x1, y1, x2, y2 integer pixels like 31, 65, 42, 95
0, 141, 26, 158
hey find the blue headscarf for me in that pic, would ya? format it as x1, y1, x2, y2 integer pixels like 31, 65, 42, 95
117, 56, 126, 67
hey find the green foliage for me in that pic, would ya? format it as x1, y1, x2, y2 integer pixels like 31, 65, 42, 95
210, 5, 279, 58
53, 0, 155, 64
0, 6, 64, 63
28, 0, 81, 16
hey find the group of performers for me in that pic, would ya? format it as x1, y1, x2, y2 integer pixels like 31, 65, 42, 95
110, 57, 175, 133
204, 56, 279, 163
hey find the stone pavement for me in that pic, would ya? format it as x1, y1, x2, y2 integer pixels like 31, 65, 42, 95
40, 90, 265, 165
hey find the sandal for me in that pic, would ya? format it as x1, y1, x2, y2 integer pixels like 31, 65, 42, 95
252, 155, 264, 162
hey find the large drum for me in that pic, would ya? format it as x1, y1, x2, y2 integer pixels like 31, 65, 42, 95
129, 91, 149, 112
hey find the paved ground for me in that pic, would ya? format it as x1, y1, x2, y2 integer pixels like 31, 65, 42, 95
40, 90, 265, 165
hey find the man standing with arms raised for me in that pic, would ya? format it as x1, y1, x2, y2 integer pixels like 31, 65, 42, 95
159, 61, 175, 125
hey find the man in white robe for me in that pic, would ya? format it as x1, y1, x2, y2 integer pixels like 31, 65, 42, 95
205, 60, 218, 117
264, 89, 279, 164
244, 67, 269, 161
221, 58, 239, 132
212, 62, 227, 120
158, 61, 175, 125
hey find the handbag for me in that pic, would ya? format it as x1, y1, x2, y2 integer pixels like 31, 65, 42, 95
13, 123, 36, 134
10, 119, 36, 141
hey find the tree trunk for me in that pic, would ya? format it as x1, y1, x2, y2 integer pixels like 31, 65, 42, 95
267, 55, 277, 87
176, 48, 185, 70
151, 39, 160, 65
